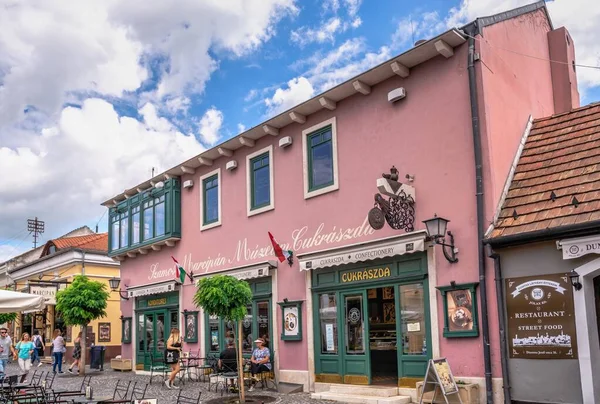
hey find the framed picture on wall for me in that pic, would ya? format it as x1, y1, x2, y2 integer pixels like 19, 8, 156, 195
65, 325, 72, 343
183, 311, 198, 343
122, 317, 132, 344
278, 300, 303, 341
383, 287, 394, 300
436, 283, 479, 338
98, 323, 111, 342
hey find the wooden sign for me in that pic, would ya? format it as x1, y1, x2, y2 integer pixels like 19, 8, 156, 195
506, 273, 577, 359
419, 358, 462, 404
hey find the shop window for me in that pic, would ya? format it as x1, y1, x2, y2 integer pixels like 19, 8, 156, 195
246, 145, 274, 216
201, 169, 221, 230
242, 305, 253, 353
209, 315, 220, 353
137, 314, 144, 352
302, 117, 339, 199
345, 294, 365, 354
257, 301, 270, 346
399, 284, 426, 356
319, 293, 338, 354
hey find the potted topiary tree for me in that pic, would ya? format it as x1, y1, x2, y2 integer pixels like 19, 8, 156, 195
193, 275, 253, 403
55, 275, 109, 375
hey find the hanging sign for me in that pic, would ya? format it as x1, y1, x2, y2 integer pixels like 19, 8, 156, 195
559, 235, 600, 259
29, 285, 58, 305
506, 273, 577, 359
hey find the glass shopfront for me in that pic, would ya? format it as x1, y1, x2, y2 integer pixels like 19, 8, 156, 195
135, 292, 179, 370
205, 277, 273, 358
312, 254, 431, 387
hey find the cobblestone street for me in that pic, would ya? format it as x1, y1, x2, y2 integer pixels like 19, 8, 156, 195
3, 362, 329, 404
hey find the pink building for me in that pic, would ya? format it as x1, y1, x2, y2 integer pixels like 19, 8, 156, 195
102, 2, 579, 402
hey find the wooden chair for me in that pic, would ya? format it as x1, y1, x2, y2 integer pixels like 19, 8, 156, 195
176, 390, 201, 404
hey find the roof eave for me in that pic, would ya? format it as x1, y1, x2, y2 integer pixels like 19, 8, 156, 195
101, 28, 467, 207
485, 220, 600, 248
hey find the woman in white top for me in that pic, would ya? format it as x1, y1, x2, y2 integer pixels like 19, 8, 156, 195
51, 329, 65, 374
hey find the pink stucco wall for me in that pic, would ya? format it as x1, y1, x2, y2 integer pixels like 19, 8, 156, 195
118, 8, 567, 382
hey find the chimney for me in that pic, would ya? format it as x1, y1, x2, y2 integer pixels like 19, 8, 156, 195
548, 27, 580, 114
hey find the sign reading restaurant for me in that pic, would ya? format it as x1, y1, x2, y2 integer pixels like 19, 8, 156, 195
506, 273, 578, 359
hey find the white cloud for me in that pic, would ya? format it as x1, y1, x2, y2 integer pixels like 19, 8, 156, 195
245, 89, 259, 102
291, 0, 362, 47
198, 108, 224, 146
264, 77, 315, 116
391, 11, 446, 50
165, 96, 191, 115
0, 98, 204, 244
237, 123, 246, 133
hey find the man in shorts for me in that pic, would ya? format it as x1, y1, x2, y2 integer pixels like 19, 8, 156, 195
0, 328, 17, 379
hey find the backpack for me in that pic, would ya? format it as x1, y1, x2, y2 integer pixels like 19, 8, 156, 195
34, 335, 42, 349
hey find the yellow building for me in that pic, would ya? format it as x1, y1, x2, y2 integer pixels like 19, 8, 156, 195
8, 233, 122, 362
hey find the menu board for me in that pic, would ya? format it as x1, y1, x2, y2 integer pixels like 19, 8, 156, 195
420, 358, 459, 403
506, 273, 577, 359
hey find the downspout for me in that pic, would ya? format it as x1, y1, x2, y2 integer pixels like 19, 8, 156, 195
486, 246, 511, 403
464, 23, 494, 404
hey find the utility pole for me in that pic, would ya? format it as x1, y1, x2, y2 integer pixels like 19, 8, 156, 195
27, 217, 45, 248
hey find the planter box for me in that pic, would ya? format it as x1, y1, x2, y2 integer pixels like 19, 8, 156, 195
110, 358, 132, 371
416, 381, 480, 404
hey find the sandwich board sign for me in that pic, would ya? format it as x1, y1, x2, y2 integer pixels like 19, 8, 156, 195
134, 400, 157, 404
418, 358, 463, 404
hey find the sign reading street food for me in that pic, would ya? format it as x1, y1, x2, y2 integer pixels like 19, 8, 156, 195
506, 273, 577, 359
341, 267, 392, 283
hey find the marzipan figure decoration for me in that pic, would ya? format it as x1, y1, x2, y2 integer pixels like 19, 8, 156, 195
368, 166, 416, 232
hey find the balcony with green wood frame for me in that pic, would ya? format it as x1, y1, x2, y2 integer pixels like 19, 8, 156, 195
108, 178, 182, 258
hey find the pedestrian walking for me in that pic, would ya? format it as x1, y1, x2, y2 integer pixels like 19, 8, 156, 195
68, 332, 82, 374
164, 328, 182, 389
0, 327, 17, 380
15, 333, 35, 382
51, 329, 65, 374
31, 329, 45, 367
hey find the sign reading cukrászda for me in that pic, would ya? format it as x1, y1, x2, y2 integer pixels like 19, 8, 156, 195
506, 273, 577, 359
341, 267, 392, 283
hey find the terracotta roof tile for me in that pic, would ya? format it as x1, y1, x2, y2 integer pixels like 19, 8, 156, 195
45, 233, 108, 255
489, 103, 600, 239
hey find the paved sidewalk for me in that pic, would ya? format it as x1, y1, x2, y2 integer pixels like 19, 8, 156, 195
2, 362, 329, 403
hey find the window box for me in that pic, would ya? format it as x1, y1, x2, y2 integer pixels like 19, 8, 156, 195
108, 178, 181, 257
302, 117, 339, 199
246, 145, 274, 217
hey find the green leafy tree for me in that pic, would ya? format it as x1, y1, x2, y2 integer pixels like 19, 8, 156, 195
194, 275, 252, 402
0, 312, 17, 325
55, 275, 109, 375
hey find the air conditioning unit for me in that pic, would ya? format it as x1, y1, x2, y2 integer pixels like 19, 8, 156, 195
388, 87, 406, 103
183, 180, 194, 189
279, 136, 293, 148
226, 160, 238, 171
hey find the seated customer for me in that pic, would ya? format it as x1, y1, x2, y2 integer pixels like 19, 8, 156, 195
249, 338, 271, 391
219, 339, 238, 390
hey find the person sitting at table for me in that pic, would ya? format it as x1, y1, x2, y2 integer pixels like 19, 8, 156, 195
219, 338, 238, 391
248, 338, 271, 392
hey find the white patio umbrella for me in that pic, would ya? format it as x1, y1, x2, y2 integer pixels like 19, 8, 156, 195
0, 289, 45, 313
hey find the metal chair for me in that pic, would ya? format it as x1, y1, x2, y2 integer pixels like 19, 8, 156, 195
148, 353, 169, 385
130, 382, 148, 401
51, 375, 91, 402
175, 390, 201, 404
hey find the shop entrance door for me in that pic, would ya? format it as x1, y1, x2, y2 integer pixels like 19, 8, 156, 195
341, 291, 371, 385
137, 310, 167, 369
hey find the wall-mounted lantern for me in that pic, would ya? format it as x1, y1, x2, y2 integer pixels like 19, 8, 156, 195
109, 277, 130, 300
568, 269, 582, 291
423, 214, 459, 264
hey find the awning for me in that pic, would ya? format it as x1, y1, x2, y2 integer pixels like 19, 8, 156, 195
126, 281, 178, 298
557, 234, 600, 260
0, 289, 46, 313
195, 261, 275, 281
298, 231, 427, 271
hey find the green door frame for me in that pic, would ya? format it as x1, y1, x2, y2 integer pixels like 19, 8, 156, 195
136, 308, 179, 370
340, 289, 371, 385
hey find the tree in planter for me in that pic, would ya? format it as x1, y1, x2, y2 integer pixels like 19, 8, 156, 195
55, 275, 109, 375
0, 313, 17, 325
193, 275, 252, 403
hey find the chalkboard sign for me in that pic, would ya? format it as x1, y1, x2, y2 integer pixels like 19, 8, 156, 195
419, 358, 462, 404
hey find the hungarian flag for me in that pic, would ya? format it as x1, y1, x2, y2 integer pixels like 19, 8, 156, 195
268, 232, 293, 263
171, 256, 187, 284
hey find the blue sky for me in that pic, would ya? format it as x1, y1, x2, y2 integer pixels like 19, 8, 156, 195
0, 0, 599, 261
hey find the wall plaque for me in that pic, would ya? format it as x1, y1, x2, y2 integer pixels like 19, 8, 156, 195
506, 273, 577, 359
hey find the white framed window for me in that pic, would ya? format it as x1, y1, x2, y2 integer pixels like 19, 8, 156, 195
302, 117, 339, 199
246, 145, 275, 217
200, 167, 222, 231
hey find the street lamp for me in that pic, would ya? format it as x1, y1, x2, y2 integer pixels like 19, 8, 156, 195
568, 270, 582, 291
109, 277, 130, 300
423, 214, 459, 263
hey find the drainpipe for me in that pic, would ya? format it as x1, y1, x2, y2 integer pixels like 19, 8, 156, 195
487, 246, 511, 403
465, 23, 494, 404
